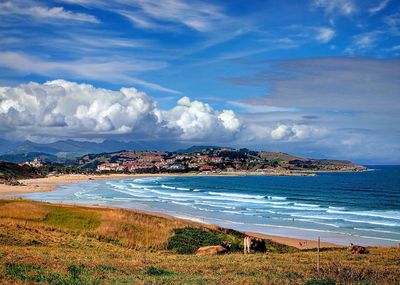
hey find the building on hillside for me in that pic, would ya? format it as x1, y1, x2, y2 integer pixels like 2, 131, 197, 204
116, 165, 127, 172
195, 155, 210, 163
175, 155, 191, 160
167, 163, 187, 171
123, 162, 155, 172
97, 162, 119, 171
199, 165, 216, 172
139, 155, 163, 162
154, 161, 169, 169
22, 158, 44, 168
210, 157, 223, 163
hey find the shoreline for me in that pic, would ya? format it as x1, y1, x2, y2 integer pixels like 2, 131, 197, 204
0, 173, 341, 249
0, 166, 370, 196
0, 170, 317, 196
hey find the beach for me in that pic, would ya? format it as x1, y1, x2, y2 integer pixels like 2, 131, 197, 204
0, 173, 172, 195
0, 173, 340, 249
3, 167, 400, 247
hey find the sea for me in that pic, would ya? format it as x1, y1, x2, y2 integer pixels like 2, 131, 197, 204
16, 165, 400, 246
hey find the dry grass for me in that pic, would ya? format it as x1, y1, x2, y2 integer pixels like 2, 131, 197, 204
0, 198, 399, 285
0, 201, 50, 220
95, 209, 190, 250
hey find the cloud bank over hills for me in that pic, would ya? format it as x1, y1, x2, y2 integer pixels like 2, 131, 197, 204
0, 80, 241, 142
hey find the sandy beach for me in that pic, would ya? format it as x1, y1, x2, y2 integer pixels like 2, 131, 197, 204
0, 173, 339, 249
0, 170, 315, 196
0, 173, 179, 195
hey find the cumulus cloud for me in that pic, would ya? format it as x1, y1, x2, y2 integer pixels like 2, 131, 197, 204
271, 124, 327, 141
162, 96, 240, 140
0, 80, 240, 142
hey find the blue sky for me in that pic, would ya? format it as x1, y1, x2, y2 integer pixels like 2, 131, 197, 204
0, 0, 399, 163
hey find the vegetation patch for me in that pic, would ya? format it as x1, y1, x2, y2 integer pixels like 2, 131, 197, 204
3, 262, 114, 284
167, 227, 244, 254
167, 227, 223, 254
44, 206, 101, 231
265, 239, 298, 253
0, 202, 50, 220
0, 200, 399, 284
4, 262, 47, 283
305, 278, 336, 285
145, 266, 175, 276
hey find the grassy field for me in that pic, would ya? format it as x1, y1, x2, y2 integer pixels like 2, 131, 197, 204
0, 199, 399, 284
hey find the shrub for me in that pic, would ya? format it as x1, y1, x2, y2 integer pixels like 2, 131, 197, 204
167, 227, 223, 254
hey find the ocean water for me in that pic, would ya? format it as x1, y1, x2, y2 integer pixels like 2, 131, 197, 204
17, 166, 400, 246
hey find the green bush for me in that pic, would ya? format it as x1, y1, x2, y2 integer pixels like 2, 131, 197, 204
167, 227, 224, 254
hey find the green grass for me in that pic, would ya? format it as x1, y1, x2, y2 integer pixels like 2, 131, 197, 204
44, 206, 101, 231
3, 262, 117, 285
145, 266, 175, 276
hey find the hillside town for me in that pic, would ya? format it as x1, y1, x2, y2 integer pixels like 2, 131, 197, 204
75, 146, 367, 174
1, 146, 366, 183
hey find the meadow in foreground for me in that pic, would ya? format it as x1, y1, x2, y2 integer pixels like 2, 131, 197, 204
0, 199, 399, 285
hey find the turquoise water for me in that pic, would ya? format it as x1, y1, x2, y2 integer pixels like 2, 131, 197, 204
18, 166, 400, 246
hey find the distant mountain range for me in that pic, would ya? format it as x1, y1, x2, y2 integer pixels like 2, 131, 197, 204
0, 139, 190, 163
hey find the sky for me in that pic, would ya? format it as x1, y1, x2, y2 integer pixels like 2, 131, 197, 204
0, 0, 399, 164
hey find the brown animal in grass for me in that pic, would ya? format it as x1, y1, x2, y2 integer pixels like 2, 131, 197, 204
195, 241, 232, 256
348, 243, 369, 254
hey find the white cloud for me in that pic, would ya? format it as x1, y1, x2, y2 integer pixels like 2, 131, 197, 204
271, 124, 327, 141
312, 0, 356, 15
218, 110, 241, 132
163, 96, 240, 140
61, 0, 227, 32
0, 80, 240, 142
227, 101, 296, 113
0, 1, 99, 23
345, 31, 381, 54
384, 12, 400, 35
369, 0, 390, 14
0, 51, 180, 94
271, 125, 291, 140
316, 28, 335, 43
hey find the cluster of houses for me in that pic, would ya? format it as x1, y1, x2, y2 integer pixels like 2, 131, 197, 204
19, 157, 44, 168
95, 151, 224, 173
